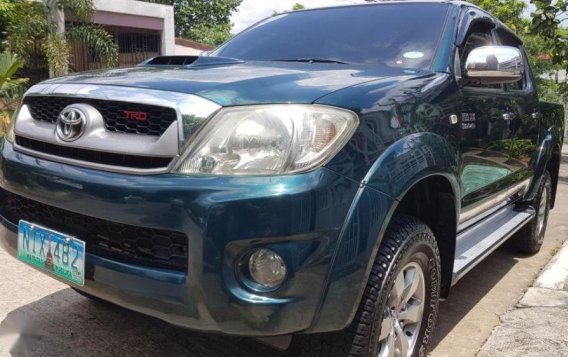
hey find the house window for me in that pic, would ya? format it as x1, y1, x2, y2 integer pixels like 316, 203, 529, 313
68, 25, 161, 72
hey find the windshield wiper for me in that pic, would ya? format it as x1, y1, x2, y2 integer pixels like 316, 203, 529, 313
273, 58, 350, 64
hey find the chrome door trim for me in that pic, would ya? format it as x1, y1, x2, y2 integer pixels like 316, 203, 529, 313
458, 179, 530, 232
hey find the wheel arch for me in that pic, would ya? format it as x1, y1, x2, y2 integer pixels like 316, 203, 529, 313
525, 129, 555, 203
548, 143, 561, 209
392, 174, 458, 298
307, 133, 460, 333
364, 132, 460, 298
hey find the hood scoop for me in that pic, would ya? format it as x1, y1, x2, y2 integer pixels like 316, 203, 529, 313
139, 55, 244, 68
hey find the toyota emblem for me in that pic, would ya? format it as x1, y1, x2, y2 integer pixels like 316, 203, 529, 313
56, 106, 86, 142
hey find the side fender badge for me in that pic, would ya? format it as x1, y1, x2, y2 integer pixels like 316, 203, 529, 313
449, 114, 458, 125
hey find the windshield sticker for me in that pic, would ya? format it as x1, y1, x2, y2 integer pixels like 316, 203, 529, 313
403, 51, 424, 59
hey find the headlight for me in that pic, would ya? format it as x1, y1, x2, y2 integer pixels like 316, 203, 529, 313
174, 104, 358, 175
3, 106, 20, 144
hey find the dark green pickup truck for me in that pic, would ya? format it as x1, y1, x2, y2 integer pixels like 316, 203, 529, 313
0, 1, 564, 356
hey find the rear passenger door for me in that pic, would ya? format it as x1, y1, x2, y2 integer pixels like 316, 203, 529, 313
496, 29, 540, 180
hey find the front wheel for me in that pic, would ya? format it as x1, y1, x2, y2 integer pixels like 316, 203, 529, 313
369, 216, 441, 357
295, 215, 441, 357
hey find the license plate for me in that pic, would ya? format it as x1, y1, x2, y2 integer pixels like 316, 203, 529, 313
17, 220, 85, 286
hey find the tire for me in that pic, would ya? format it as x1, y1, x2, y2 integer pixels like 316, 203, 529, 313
512, 172, 551, 254
294, 215, 441, 357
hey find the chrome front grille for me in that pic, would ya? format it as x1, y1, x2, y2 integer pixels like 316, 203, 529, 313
24, 96, 177, 136
13, 84, 221, 175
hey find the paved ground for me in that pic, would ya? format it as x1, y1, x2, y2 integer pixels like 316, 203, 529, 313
0, 150, 567, 356
429, 149, 568, 356
478, 239, 568, 357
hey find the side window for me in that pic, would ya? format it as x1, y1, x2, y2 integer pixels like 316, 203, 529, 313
460, 30, 501, 89
495, 30, 527, 91
503, 49, 527, 91
520, 48, 535, 91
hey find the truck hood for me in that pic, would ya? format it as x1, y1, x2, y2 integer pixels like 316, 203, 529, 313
42, 61, 427, 106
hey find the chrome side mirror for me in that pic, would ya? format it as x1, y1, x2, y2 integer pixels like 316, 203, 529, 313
464, 46, 523, 84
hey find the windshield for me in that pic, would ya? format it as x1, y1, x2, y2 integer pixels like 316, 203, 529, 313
214, 3, 450, 70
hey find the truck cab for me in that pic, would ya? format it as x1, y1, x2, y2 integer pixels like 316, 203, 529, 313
0, 2, 564, 356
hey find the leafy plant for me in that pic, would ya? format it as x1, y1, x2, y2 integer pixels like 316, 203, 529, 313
3, 0, 118, 77
44, 33, 70, 78
0, 51, 28, 135
530, 0, 568, 71
292, 3, 305, 11
0, 51, 28, 110
66, 24, 119, 68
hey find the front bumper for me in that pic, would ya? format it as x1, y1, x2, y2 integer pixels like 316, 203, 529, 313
0, 140, 359, 336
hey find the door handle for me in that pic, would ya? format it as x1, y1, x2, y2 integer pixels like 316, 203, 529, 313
502, 113, 514, 121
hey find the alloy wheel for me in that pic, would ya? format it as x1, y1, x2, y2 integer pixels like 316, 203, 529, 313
536, 186, 548, 243
377, 262, 425, 357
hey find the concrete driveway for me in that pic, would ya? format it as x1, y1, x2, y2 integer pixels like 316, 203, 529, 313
1, 151, 567, 356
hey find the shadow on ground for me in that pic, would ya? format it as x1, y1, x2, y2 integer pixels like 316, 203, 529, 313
430, 245, 522, 350
0, 289, 285, 357
0, 245, 530, 357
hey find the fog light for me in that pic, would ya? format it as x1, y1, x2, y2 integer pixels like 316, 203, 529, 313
248, 248, 287, 289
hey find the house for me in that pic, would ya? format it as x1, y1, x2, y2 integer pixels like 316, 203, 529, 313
175, 38, 214, 56
65, 0, 175, 72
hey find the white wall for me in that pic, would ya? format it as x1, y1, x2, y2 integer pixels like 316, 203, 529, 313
175, 45, 204, 56
93, 0, 175, 55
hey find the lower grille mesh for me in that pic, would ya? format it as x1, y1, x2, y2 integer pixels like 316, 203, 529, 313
16, 136, 173, 170
0, 190, 188, 272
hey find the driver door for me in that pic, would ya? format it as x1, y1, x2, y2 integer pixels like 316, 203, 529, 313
458, 28, 520, 226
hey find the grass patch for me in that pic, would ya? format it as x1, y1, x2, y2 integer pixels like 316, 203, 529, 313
550, 245, 562, 257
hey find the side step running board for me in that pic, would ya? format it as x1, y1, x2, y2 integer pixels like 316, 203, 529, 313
452, 204, 535, 285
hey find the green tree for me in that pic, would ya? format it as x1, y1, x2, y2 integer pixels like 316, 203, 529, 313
273, 2, 306, 16
530, 0, 568, 72
0, 0, 15, 51
3, 0, 118, 78
292, 3, 305, 10
468, 0, 567, 106
142, 0, 242, 46
468, 0, 527, 30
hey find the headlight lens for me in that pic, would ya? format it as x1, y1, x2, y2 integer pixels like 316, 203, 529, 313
174, 104, 358, 175
3, 106, 20, 144
5, 120, 15, 143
